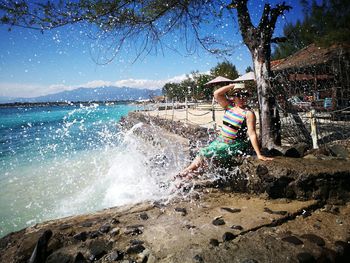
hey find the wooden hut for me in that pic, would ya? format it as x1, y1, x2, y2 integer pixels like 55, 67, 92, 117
272, 43, 350, 111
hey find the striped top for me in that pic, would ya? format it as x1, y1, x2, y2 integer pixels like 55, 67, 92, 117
218, 105, 248, 144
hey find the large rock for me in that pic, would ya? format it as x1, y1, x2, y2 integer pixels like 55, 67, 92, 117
123, 112, 350, 203
223, 157, 350, 202
2, 193, 349, 263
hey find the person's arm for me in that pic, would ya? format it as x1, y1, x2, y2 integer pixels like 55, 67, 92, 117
246, 111, 273, 161
213, 83, 235, 108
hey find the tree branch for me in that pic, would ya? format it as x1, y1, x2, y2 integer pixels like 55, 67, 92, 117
258, 3, 271, 32
265, 2, 292, 41
227, 0, 256, 50
271, 36, 287, 43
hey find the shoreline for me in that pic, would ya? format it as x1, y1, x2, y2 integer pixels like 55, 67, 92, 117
0, 100, 144, 108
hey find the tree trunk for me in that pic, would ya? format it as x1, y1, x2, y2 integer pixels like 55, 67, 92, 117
253, 50, 280, 149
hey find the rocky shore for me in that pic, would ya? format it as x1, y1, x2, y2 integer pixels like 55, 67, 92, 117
1, 112, 349, 263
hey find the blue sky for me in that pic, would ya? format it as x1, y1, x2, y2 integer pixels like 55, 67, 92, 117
0, 0, 304, 98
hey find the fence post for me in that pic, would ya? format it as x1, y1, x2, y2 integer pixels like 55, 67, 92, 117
310, 109, 319, 149
157, 101, 159, 117
165, 97, 168, 116
172, 99, 175, 121
185, 96, 188, 123
212, 97, 216, 130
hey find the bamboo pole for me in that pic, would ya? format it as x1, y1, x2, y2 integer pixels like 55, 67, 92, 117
310, 109, 319, 149
185, 96, 188, 123
212, 97, 216, 130
172, 99, 175, 121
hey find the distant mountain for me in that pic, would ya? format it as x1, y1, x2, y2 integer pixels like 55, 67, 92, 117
0, 86, 162, 103
0, 96, 19, 103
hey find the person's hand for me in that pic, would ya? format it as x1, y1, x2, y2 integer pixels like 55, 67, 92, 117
257, 154, 273, 161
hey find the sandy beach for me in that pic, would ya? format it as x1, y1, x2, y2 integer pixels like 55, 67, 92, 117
146, 104, 226, 130
145, 103, 261, 136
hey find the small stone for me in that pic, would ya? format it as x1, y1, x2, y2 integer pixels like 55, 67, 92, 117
328, 144, 349, 158
281, 236, 303, 245
27, 229, 53, 263
231, 225, 243, 230
74, 252, 86, 263
59, 224, 71, 230
110, 218, 120, 224
109, 250, 124, 261
301, 234, 325, 246
99, 224, 111, 233
73, 231, 88, 241
81, 222, 93, 228
313, 223, 321, 230
336, 218, 343, 225
322, 204, 332, 212
334, 240, 350, 255
209, 239, 219, 246
193, 254, 204, 262
221, 207, 241, 213
89, 241, 108, 261
303, 154, 317, 159
222, 232, 235, 242
318, 248, 337, 262
212, 218, 225, 226
296, 253, 316, 263
264, 207, 287, 215
302, 210, 312, 218
46, 251, 73, 263
126, 244, 145, 254
328, 205, 340, 214
153, 201, 165, 208
125, 225, 144, 236
241, 259, 258, 263
174, 207, 187, 216
110, 227, 120, 236
136, 253, 148, 263
89, 231, 101, 239
256, 165, 269, 176
130, 240, 144, 245
139, 213, 149, 220
185, 225, 196, 229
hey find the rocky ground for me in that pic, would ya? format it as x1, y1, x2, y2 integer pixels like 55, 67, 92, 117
1, 112, 349, 263
0, 191, 349, 263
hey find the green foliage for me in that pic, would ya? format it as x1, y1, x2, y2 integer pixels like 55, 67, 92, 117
162, 82, 181, 101
162, 61, 240, 101
210, 61, 239, 80
245, 66, 253, 73
272, 0, 350, 59
192, 71, 213, 100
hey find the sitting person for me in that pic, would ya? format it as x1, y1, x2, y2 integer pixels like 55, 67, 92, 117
178, 83, 272, 180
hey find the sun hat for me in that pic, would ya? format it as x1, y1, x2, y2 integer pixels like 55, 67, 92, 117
226, 83, 250, 96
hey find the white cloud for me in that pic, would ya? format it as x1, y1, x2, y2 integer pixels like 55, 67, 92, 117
84, 80, 113, 88
0, 74, 189, 98
0, 83, 47, 98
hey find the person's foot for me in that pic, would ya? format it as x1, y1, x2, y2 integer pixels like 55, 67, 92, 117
173, 170, 190, 180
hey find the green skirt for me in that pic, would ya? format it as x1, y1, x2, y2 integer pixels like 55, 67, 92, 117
198, 138, 250, 162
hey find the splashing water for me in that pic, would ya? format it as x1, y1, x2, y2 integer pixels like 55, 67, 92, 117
0, 104, 187, 237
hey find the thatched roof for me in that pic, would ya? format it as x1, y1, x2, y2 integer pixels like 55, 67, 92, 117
271, 43, 350, 71
205, 76, 234, 85
233, 72, 255, 82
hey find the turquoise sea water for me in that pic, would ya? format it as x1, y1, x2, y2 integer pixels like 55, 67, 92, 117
0, 103, 184, 237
